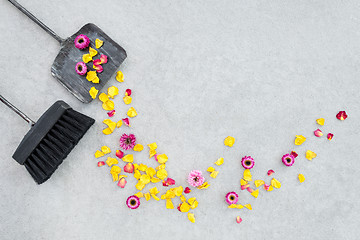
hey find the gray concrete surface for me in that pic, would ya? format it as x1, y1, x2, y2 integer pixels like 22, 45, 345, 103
1, 0, 360, 239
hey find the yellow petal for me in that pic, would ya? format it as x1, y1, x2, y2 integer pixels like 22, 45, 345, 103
149, 149, 157, 158
139, 174, 150, 184
180, 195, 187, 203
187, 213, 195, 223
102, 100, 114, 111
151, 194, 160, 201
86, 71, 97, 82
94, 150, 104, 158
102, 127, 112, 135
271, 178, 281, 189
111, 173, 118, 182
197, 182, 210, 189
98, 93, 109, 102
244, 204, 252, 210
254, 180, 265, 188
101, 146, 111, 154
149, 187, 159, 195
138, 164, 148, 172
156, 164, 166, 170
228, 204, 237, 209
224, 136, 235, 147
107, 86, 119, 99
133, 163, 139, 171
89, 47, 98, 57
298, 174, 305, 183
103, 119, 116, 132
146, 167, 156, 177
214, 157, 224, 166
110, 165, 121, 174
134, 192, 144, 198
156, 169, 168, 180
147, 142, 157, 150
267, 185, 274, 192
150, 177, 161, 183
144, 192, 151, 201
251, 189, 259, 198
91, 76, 99, 84
236, 204, 244, 209
240, 179, 248, 186
174, 186, 183, 196
157, 154, 168, 164
106, 157, 118, 167
82, 53, 92, 63
115, 120, 122, 128
122, 154, 134, 163
243, 169, 252, 182
135, 181, 145, 191
123, 96, 132, 105
133, 144, 144, 152
210, 171, 219, 178
116, 71, 124, 82
95, 38, 103, 49
306, 150, 317, 160
134, 170, 141, 180
295, 135, 306, 145
316, 118, 325, 126
166, 199, 174, 209
89, 87, 98, 99
180, 202, 190, 212
207, 167, 215, 173
127, 107, 137, 118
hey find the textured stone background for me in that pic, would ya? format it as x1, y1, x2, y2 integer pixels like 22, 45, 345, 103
0, 0, 359, 239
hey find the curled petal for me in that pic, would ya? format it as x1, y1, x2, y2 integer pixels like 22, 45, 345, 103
148, 143, 158, 150
298, 174, 305, 183
122, 118, 130, 127
267, 169, 275, 176
93, 59, 102, 66
89, 47, 98, 57
254, 180, 265, 188
125, 89, 132, 96
98, 93, 109, 102
236, 216, 242, 224
271, 178, 281, 189
251, 189, 259, 198
187, 213, 195, 223
240, 179, 248, 186
314, 129, 323, 137
184, 187, 191, 194
214, 157, 224, 166
101, 146, 111, 154
336, 111, 348, 120
102, 100, 114, 111
107, 110, 116, 117
244, 204, 252, 210
123, 96, 132, 105
124, 163, 134, 173
116, 150, 124, 159
116, 71, 124, 82
118, 178, 127, 188
291, 151, 298, 158
95, 150, 104, 158
82, 53, 92, 63
106, 157, 119, 167
247, 187, 254, 193
243, 169, 252, 181
241, 184, 250, 190
89, 87, 98, 99
327, 133, 334, 141
108, 86, 119, 99
127, 107, 138, 118
100, 54, 108, 64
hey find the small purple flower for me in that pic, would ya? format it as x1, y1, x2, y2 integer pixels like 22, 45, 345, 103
119, 133, 136, 150
187, 170, 205, 187
282, 153, 295, 167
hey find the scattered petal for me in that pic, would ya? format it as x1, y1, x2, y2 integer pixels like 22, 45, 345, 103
122, 118, 130, 127
241, 184, 250, 190
100, 54, 108, 64
247, 187, 254, 193
82, 53, 92, 63
251, 189, 259, 198
98, 93, 109, 102
103, 119, 116, 132
107, 110, 116, 117
106, 157, 118, 167
236, 216, 242, 224
254, 180, 265, 188
123, 96, 132, 105
116, 120, 123, 128
144, 193, 151, 201
115, 150, 124, 159
314, 129, 323, 137
184, 187, 191, 194
134, 192, 144, 198
163, 178, 176, 187
166, 199, 174, 209
149, 149, 157, 158
116, 70, 124, 82
240, 179, 248, 186
244, 204, 252, 210
291, 151, 298, 158
207, 167, 215, 173
93, 64, 103, 73
93, 59, 101, 66
298, 174, 305, 183
225, 192, 239, 205
157, 154, 168, 164
243, 169, 252, 181
210, 171, 219, 178
118, 178, 127, 188
336, 111, 348, 121
147, 143, 158, 150
124, 163, 134, 173
316, 118, 325, 126
187, 213, 195, 223
214, 157, 224, 166
156, 169, 168, 180
197, 182, 210, 189
267, 169, 275, 176
305, 150, 317, 161
89, 87, 98, 99
95, 150, 104, 158
224, 136, 235, 147
122, 154, 134, 163
271, 178, 281, 189
295, 135, 306, 145
133, 144, 144, 152
127, 107, 137, 118
108, 86, 119, 99
97, 161, 105, 167
327, 133, 334, 141
102, 100, 114, 111
101, 146, 111, 154
180, 202, 190, 212
95, 38, 103, 49
241, 156, 255, 169
89, 47, 98, 57
125, 89, 132, 96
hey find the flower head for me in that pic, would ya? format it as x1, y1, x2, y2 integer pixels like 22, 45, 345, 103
282, 153, 295, 167
241, 156, 255, 169
75, 62, 87, 75
119, 133, 136, 150
74, 34, 90, 49
187, 170, 205, 187
126, 195, 140, 209
225, 192, 239, 205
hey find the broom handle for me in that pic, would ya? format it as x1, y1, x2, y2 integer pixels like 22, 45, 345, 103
8, 0, 64, 44
0, 95, 35, 126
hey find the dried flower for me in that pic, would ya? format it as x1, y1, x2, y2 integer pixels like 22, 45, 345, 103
187, 170, 205, 187
119, 133, 136, 150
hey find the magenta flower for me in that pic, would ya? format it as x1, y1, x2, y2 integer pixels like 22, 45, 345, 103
126, 195, 140, 209
187, 170, 205, 187
119, 133, 136, 150
74, 34, 90, 49
75, 62, 87, 75
225, 192, 239, 205
241, 156, 255, 169
282, 153, 295, 167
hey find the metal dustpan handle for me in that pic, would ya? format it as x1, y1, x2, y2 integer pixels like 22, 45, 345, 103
8, 0, 64, 44
0, 95, 35, 126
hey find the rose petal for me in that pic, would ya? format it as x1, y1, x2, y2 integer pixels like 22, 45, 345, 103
251, 189, 259, 198
125, 89, 132, 96
107, 110, 116, 117
89, 47, 98, 57
197, 182, 210, 189
115, 150, 124, 159
98, 93, 109, 102
184, 187, 191, 194
267, 169, 275, 176
271, 178, 281, 189
124, 163, 134, 173
103, 119, 116, 132
122, 154, 134, 163
95, 38, 103, 49
295, 135, 306, 145
241, 184, 250, 190
247, 187, 254, 193
236, 216, 242, 224
106, 157, 119, 167
298, 174, 305, 183
244, 204, 252, 210
240, 179, 248, 186
214, 157, 224, 166
166, 199, 174, 209
187, 213, 195, 223
127, 107, 137, 118
116, 120, 123, 128
95, 150, 104, 158
134, 192, 144, 198
291, 151, 298, 158
93, 63, 103, 73
123, 96, 132, 105
327, 133, 334, 141
101, 146, 111, 154
207, 167, 215, 173
116, 70, 124, 82
316, 118, 325, 126
180, 202, 190, 212
156, 169, 168, 180
100, 54, 108, 64
102, 100, 115, 111
336, 111, 348, 120
157, 154, 168, 164
117, 177, 127, 188
305, 150, 317, 160
108, 86, 119, 99
133, 144, 144, 152
89, 87, 98, 99
210, 171, 219, 178
224, 136, 235, 147
144, 193, 151, 201
93, 59, 101, 66
314, 129, 323, 137
254, 180, 265, 188
122, 118, 130, 127
82, 54, 92, 63
243, 169, 252, 181
97, 161, 105, 167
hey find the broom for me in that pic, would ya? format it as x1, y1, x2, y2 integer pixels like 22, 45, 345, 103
0, 95, 95, 184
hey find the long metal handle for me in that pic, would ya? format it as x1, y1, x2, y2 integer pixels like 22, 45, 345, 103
8, 0, 64, 44
0, 95, 35, 126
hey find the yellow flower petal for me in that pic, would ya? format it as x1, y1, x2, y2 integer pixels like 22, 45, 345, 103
148, 142, 158, 150
271, 178, 281, 189
316, 118, 325, 126
91, 76, 99, 84
210, 171, 219, 178
102, 100, 114, 111
83, 53, 92, 63
180, 195, 187, 203
106, 157, 118, 166
98, 93, 109, 102
144, 192, 151, 201
156, 164, 166, 170
116, 120, 123, 128
207, 167, 215, 173
127, 107, 137, 118
240, 179, 248, 186
149, 149, 157, 158
134, 192, 144, 198
122, 154, 134, 163
267, 185, 274, 192
107, 86, 119, 99
306, 150, 317, 160
236, 204, 244, 209
228, 204, 237, 209
89, 47, 98, 57
138, 164, 148, 172
134, 170, 141, 180
110, 165, 121, 175
116, 71, 124, 82
180, 202, 190, 212
298, 174, 305, 183
197, 182, 210, 189
94, 150, 104, 158
102, 128, 112, 135
244, 204, 252, 210
123, 96, 132, 105
214, 157, 224, 166
133, 144, 144, 152
251, 189, 259, 198
224, 136, 235, 147
103, 119, 116, 132
166, 199, 174, 209
174, 186, 183, 196
254, 180, 265, 188
157, 154, 168, 164
295, 135, 306, 145
156, 169, 168, 180
149, 187, 159, 195
187, 213, 195, 223
150, 177, 161, 183
243, 169, 252, 182
135, 181, 145, 191
146, 167, 156, 177
111, 173, 119, 182
139, 174, 150, 184
101, 146, 111, 154
151, 194, 160, 201
89, 87, 98, 99
95, 38, 103, 49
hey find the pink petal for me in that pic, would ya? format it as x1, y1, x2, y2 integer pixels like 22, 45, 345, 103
94, 64, 103, 73
125, 89, 132, 96
291, 151, 298, 158
241, 184, 250, 190
327, 133, 334, 141
93, 59, 101, 66
100, 54, 108, 64
184, 187, 191, 194
166, 178, 176, 186
247, 187, 254, 193
264, 184, 270, 191
236, 216, 242, 224
122, 118, 130, 127
154, 154, 158, 162
107, 110, 116, 117
115, 150, 124, 159
124, 163, 134, 173
314, 129, 323, 137
97, 161, 105, 167
117, 178, 127, 188
267, 169, 275, 176
336, 111, 348, 121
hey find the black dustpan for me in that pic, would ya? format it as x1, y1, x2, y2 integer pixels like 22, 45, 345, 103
0, 95, 95, 184
8, 0, 127, 103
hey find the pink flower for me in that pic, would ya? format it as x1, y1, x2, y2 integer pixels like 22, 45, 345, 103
119, 133, 136, 150
75, 62, 87, 75
225, 192, 238, 205
282, 153, 295, 167
74, 34, 90, 49
126, 195, 140, 209
187, 170, 205, 187
241, 156, 255, 169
